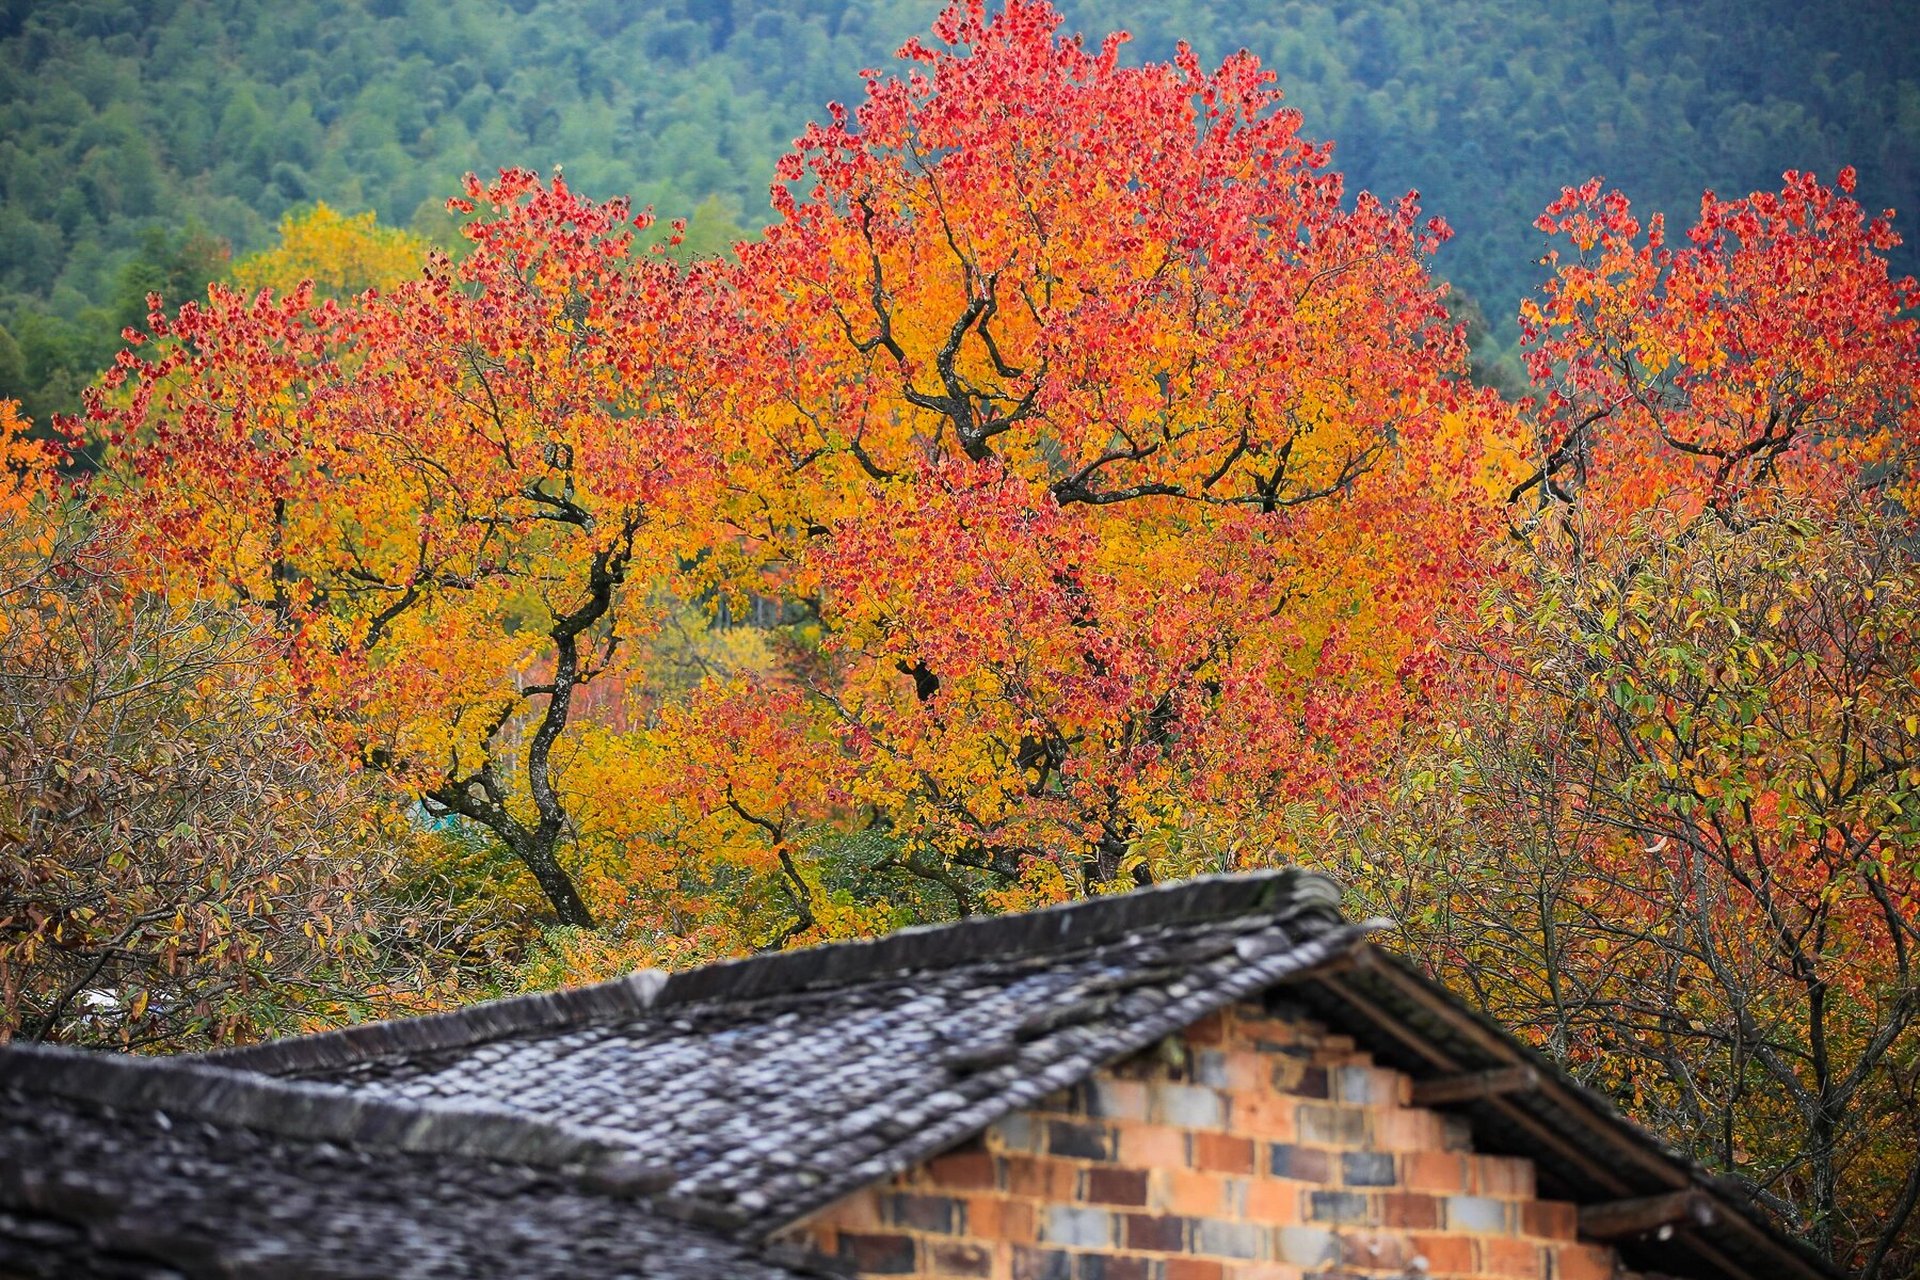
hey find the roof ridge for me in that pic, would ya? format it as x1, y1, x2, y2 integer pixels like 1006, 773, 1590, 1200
203, 968, 670, 1075
1, 1041, 667, 1187
205, 869, 1343, 1078
657, 867, 1339, 1006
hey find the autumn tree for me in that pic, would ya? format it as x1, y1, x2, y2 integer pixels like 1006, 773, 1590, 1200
1511, 167, 1920, 536
1347, 171, 1920, 1274
95, 173, 721, 928
228, 203, 433, 299
1355, 506, 1920, 1275
100, 2, 1513, 952
633, 0, 1514, 934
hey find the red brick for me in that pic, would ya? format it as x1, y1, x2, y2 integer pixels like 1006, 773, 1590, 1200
926, 1149, 998, 1191
1116, 1123, 1189, 1169
1372, 1105, 1445, 1151
1477, 1236, 1544, 1278
1401, 1151, 1468, 1194
1163, 1260, 1226, 1280
1158, 1169, 1233, 1217
1520, 1199, 1577, 1241
1339, 1231, 1412, 1271
1231, 1090, 1297, 1141
1554, 1243, 1618, 1280
1193, 1132, 1255, 1175
962, 1195, 1007, 1241
1471, 1155, 1536, 1199
1382, 1192, 1442, 1230
1243, 1177, 1302, 1223
1005, 1156, 1074, 1200
998, 1199, 1036, 1243
1084, 1167, 1151, 1206
1124, 1213, 1190, 1252
1411, 1233, 1476, 1274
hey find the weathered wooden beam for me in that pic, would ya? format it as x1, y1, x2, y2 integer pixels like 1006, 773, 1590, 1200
1345, 950, 1692, 1193
1315, 973, 1634, 1196
1323, 953, 1831, 1280
1410, 1065, 1541, 1106
1579, 1190, 1718, 1241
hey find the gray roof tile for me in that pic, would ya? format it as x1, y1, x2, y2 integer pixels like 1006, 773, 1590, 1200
0, 1043, 825, 1279
208, 869, 1366, 1234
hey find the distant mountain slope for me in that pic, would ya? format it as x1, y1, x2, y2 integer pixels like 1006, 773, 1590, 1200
3, 0, 1915, 417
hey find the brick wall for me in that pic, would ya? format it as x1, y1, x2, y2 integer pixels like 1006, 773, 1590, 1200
785, 999, 1622, 1279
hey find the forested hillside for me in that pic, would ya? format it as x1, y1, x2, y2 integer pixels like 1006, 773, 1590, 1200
2, 0, 1916, 420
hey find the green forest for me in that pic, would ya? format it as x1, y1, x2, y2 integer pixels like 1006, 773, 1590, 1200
2, 0, 1916, 421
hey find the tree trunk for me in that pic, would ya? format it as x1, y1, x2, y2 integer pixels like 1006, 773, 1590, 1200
513, 829, 595, 928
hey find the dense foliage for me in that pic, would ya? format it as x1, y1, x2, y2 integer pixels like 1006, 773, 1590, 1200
4, 0, 1917, 1268
0, 405, 461, 1050
1353, 506, 1920, 1270
3, 0, 1917, 418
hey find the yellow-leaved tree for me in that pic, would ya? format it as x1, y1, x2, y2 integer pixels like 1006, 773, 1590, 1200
229, 203, 431, 299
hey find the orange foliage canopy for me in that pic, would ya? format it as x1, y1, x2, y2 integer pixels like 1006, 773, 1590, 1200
1515, 166, 1920, 533
94, 0, 1514, 938
1404, 164, 1920, 1271
681, 0, 1514, 914
95, 172, 723, 928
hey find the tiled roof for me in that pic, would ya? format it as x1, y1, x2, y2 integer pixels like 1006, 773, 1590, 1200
0, 1042, 826, 1279
8, 869, 1843, 1279
207, 868, 1371, 1237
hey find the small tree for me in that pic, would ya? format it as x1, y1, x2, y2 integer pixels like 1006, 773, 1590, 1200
1512, 167, 1920, 537
1355, 169, 1920, 1274
228, 202, 432, 299
0, 403, 443, 1051
1362, 506, 1920, 1273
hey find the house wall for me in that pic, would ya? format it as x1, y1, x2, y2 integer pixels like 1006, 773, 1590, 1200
785, 999, 1622, 1280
